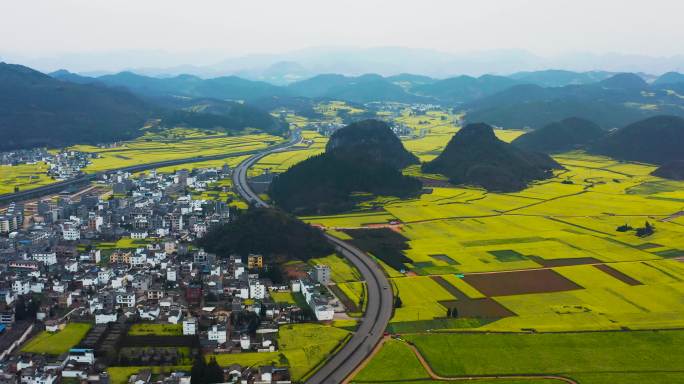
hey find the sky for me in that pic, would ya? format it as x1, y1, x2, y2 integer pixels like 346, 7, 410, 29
1, 0, 683, 73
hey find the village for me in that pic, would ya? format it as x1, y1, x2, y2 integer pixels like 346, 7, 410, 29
0, 163, 343, 384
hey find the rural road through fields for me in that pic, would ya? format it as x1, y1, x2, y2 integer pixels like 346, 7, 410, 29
0, 134, 300, 206
231, 135, 394, 384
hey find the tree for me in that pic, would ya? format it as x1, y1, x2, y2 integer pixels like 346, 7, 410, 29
636, 221, 655, 237
205, 357, 224, 384
190, 354, 206, 384
394, 296, 403, 309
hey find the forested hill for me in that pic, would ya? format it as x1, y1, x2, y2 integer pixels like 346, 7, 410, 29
324, 119, 419, 168
198, 208, 333, 262
423, 123, 562, 192
270, 119, 422, 214
0, 62, 289, 150
0, 62, 150, 150
590, 115, 684, 164
512, 117, 606, 153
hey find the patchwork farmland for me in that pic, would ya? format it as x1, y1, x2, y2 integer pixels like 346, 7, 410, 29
257, 117, 684, 383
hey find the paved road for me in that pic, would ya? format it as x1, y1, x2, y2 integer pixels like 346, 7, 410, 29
232, 136, 394, 384
0, 135, 300, 206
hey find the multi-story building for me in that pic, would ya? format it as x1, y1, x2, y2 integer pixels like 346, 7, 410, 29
247, 254, 264, 269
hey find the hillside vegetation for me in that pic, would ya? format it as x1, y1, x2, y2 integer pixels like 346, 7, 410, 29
512, 117, 606, 153
590, 115, 684, 164
198, 208, 333, 262
270, 119, 422, 214
0, 62, 150, 149
423, 123, 562, 191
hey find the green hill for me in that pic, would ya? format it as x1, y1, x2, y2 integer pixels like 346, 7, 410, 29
509, 70, 612, 87
288, 74, 429, 103
512, 117, 606, 153
423, 123, 562, 191
590, 115, 684, 164
198, 208, 333, 262
270, 119, 421, 214
156, 97, 287, 135
0, 62, 150, 150
465, 74, 684, 130
599, 73, 648, 89
653, 72, 684, 86
414, 74, 518, 103
324, 119, 419, 168
652, 161, 684, 180
97, 71, 288, 100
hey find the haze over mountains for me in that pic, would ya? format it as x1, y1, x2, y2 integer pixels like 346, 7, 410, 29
7, 47, 684, 80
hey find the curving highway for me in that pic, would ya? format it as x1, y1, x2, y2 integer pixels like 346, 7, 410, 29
231, 135, 394, 384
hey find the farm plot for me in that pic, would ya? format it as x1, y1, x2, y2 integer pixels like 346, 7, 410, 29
0, 162, 55, 195
22, 323, 92, 355
463, 269, 583, 297
336, 281, 366, 313
432, 276, 515, 319
352, 340, 429, 382
485, 263, 684, 332
405, 330, 684, 384
391, 276, 456, 322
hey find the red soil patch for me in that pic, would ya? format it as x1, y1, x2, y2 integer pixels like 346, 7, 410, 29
527, 256, 601, 267
463, 269, 583, 297
432, 276, 516, 318
594, 264, 642, 286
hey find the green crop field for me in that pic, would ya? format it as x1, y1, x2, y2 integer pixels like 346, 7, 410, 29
403, 330, 684, 384
21, 323, 92, 355
270, 290, 297, 304
353, 340, 429, 382
391, 276, 456, 322
337, 281, 366, 313
278, 323, 350, 380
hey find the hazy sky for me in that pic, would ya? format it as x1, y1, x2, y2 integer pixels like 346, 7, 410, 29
2, 0, 682, 59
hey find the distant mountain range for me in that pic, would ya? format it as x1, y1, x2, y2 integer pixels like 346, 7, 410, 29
464, 73, 684, 129
6, 58, 684, 154
52, 70, 684, 112
10, 47, 684, 80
